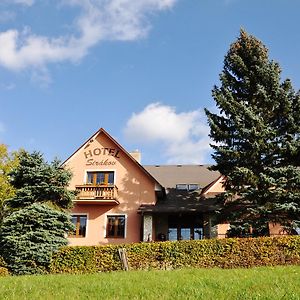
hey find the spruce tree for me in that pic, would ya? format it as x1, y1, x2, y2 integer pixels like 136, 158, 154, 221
6, 151, 74, 210
205, 30, 300, 236
0, 151, 75, 274
0, 203, 74, 275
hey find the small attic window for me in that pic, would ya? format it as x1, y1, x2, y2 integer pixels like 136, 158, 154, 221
176, 184, 200, 191
176, 184, 188, 190
188, 184, 200, 191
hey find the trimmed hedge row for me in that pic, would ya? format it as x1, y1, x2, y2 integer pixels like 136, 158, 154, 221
50, 236, 300, 274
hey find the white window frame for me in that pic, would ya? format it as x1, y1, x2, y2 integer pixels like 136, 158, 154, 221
104, 213, 127, 239
70, 213, 89, 238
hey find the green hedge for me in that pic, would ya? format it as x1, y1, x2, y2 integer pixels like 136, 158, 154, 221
50, 236, 300, 274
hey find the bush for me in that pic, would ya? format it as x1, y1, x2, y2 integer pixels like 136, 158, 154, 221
0, 256, 9, 276
50, 236, 300, 274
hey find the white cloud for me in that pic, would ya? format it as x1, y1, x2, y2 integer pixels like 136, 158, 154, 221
124, 103, 212, 164
0, 0, 177, 72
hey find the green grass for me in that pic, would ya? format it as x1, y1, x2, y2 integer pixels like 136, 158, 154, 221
0, 266, 299, 300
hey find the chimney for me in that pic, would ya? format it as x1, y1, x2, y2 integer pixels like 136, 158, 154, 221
129, 150, 141, 164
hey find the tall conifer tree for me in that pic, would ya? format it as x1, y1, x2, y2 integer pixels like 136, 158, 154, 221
6, 151, 74, 210
0, 151, 75, 274
205, 30, 300, 236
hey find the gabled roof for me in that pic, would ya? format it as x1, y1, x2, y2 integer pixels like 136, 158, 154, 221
144, 165, 220, 189
201, 175, 226, 197
62, 128, 162, 189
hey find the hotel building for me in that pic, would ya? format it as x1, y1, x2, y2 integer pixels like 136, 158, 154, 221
63, 128, 282, 246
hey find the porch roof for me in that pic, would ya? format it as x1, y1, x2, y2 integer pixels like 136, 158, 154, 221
138, 190, 220, 214
139, 165, 222, 214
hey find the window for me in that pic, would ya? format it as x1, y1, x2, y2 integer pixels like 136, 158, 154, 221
188, 184, 200, 191
70, 215, 87, 238
87, 171, 114, 185
168, 215, 203, 240
194, 228, 203, 240
106, 215, 125, 238
176, 184, 188, 190
176, 184, 200, 191
168, 228, 177, 241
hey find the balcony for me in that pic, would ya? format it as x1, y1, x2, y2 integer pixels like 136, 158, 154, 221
74, 184, 119, 205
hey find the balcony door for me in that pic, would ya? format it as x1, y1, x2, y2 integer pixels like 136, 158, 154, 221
87, 171, 114, 185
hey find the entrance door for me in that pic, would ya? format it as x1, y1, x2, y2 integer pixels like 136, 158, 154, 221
168, 214, 203, 240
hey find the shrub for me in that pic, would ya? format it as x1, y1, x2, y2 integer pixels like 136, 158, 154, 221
50, 236, 300, 274
0, 256, 9, 276
0, 268, 8, 276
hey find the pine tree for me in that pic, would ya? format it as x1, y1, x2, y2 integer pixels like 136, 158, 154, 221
0, 151, 75, 274
205, 30, 300, 236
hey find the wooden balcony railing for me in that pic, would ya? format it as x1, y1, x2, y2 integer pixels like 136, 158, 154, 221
75, 184, 118, 200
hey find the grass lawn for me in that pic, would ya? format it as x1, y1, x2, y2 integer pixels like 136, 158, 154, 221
0, 266, 299, 300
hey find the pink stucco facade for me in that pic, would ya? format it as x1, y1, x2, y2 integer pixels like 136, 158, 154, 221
64, 129, 158, 246
63, 128, 288, 245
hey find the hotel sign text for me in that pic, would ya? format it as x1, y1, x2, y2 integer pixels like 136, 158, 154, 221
84, 148, 120, 166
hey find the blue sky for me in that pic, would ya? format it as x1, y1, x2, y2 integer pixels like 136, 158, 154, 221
1, 0, 300, 165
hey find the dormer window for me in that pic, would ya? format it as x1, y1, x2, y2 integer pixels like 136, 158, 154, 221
188, 184, 200, 191
176, 184, 200, 191
87, 171, 114, 185
176, 184, 188, 191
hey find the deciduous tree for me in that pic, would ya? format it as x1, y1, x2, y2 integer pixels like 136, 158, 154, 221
0, 144, 18, 222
